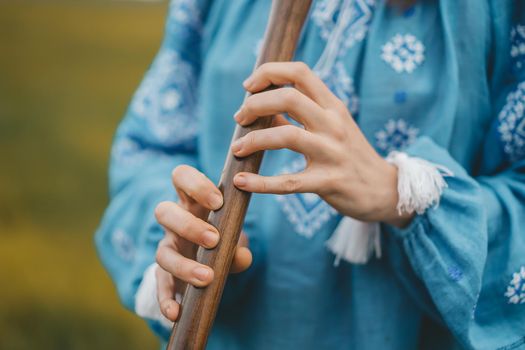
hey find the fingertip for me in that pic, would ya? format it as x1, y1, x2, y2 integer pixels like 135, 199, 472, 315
231, 247, 252, 273
233, 173, 248, 187
239, 246, 253, 262
243, 76, 254, 90
168, 302, 180, 321
192, 266, 214, 286
154, 201, 170, 222
202, 230, 220, 248
208, 192, 223, 210
233, 108, 242, 123
235, 112, 250, 126
161, 299, 180, 321
231, 138, 243, 155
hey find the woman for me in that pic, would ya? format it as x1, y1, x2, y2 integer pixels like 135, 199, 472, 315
96, 0, 525, 349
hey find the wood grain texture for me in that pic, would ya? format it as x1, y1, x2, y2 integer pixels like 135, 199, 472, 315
167, 1, 313, 349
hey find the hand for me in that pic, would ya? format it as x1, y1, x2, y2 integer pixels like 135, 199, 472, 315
231, 62, 412, 227
154, 165, 252, 322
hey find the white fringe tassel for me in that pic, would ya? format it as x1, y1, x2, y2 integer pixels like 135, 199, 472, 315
326, 218, 381, 266
387, 151, 453, 215
326, 151, 453, 266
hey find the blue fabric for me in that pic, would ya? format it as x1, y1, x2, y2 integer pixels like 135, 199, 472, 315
95, 1, 525, 349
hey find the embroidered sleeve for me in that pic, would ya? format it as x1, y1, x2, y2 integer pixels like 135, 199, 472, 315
381, 9, 525, 347
382, 131, 525, 349
95, 0, 210, 340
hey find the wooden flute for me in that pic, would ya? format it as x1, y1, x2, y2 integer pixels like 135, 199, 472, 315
166, 1, 313, 348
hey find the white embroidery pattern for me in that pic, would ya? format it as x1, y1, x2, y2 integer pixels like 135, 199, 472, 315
504, 266, 525, 304
312, 0, 375, 52
511, 24, 525, 72
498, 81, 525, 161
322, 62, 359, 114
131, 49, 198, 147
276, 156, 337, 238
375, 119, 419, 154
111, 229, 135, 262
382, 34, 425, 73
312, 0, 375, 114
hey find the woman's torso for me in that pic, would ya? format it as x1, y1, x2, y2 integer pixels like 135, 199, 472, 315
190, 0, 494, 348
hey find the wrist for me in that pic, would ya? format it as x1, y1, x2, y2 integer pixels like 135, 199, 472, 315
374, 159, 414, 228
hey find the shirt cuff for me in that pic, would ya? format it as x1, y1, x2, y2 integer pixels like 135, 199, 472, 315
134, 263, 174, 330
383, 213, 429, 240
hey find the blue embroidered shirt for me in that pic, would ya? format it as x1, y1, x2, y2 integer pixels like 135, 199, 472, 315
96, 0, 525, 349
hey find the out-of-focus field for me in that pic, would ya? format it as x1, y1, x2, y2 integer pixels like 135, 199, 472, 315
0, 1, 167, 348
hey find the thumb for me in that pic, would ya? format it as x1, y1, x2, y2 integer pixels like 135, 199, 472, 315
230, 231, 252, 273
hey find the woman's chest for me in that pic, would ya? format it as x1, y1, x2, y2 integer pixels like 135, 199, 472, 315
198, 0, 492, 165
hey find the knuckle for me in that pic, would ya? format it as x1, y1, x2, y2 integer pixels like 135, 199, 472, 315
286, 125, 302, 144
332, 125, 347, 141
325, 110, 347, 140
293, 61, 309, 76
282, 88, 299, 105
282, 124, 295, 135
154, 201, 171, 222
245, 132, 257, 149
155, 246, 168, 266
335, 124, 350, 142
332, 100, 349, 117
283, 177, 301, 193
259, 178, 267, 193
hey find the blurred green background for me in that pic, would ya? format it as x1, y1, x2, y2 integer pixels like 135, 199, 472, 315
0, 1, 169, 348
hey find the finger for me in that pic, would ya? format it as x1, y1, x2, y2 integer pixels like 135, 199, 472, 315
243, 62, 339, 108
155, 201, 220, 248
234, 87, 325, 130
156, 266, 180, 321
230, 247, 252, 273
233, 172, 314, 194
230, 231, 252, 273
172, 165, 223, 211
156, 244, 214, 287
231, 125, 322, 158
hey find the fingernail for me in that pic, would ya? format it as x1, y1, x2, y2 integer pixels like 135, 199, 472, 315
209, 193, 223, 209
194, 267, 211, 281
235, 174, 247, 187
165, 305, 171, 315
231, 139, 243, 154
233, 108, 243, 122
203, 230, 219, 247
243, 77, 253, 89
